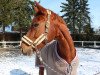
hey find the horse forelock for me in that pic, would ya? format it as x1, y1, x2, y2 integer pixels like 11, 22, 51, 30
32, 15, 46, 24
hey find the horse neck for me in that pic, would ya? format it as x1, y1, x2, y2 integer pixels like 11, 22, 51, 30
56, 24, 76, 64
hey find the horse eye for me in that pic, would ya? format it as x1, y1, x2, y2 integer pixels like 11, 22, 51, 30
32, 23, 39, 28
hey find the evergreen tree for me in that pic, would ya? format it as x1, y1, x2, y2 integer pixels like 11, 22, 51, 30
60, 0, 79, 33
12, 0, 34, 39
78, 0, 91, 33
60, 0, 92, 34
0, 0, 34, 40
0, 0, 14, 41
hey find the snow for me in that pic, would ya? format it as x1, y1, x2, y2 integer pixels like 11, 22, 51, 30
77, 48, 100, 75
0, 48, 100, 75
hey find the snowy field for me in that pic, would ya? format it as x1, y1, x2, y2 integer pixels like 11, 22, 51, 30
0, 47, 100, 75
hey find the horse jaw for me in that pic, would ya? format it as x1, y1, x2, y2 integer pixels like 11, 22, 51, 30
21, 42, 33, 56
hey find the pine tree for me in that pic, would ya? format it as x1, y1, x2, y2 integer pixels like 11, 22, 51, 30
12, 0, 34, 39
0, 0, 15, 41
0, 0, 34, 40
60, 0, 92, 34
60, 0, 79, 33
78, 0, 91, 33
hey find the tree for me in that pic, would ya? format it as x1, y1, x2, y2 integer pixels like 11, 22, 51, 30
0, 0, 15, 41
60, 0, 92, 34
12, 0, 34, 39
60, 0, 79, 33
78, 0, 91, 33
0, 0, 34, 40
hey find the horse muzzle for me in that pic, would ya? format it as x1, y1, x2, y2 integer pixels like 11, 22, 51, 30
21, 48, 34, 56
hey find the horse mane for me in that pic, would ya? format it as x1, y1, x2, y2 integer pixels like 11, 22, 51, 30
51, 11, 66, 25
50, 10, 76, 62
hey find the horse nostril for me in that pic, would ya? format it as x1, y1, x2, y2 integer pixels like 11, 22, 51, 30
23, 52, 27, 55
21, 49, 27, 55
21, 48, 23, 52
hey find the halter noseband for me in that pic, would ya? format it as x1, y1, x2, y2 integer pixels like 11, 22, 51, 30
21, 10, 51, 48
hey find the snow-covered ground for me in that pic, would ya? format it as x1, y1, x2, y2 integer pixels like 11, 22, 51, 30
0, 48, 100, 75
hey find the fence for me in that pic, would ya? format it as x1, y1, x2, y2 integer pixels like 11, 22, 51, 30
0, 41, 20, 48
0, 41, 100, 48
74, 41, 100, 48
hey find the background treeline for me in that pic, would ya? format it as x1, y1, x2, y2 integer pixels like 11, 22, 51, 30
0, 33, 100, 41
71, 34, 100, 41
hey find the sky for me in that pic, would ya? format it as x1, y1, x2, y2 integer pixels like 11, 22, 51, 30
36, 0, 100, 30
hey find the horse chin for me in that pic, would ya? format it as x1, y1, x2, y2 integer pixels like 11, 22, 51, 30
21, 48, 33, 56
32, 48, 37, 53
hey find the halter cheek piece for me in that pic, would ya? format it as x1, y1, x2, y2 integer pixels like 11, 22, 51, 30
21, 10, 51, 49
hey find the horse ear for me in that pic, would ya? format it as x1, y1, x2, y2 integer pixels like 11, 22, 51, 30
33, 5, 39, 13
33, 1, 47, 14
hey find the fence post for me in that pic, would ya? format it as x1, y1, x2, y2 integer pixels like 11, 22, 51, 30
82, 41, 84, 47
94, 41, 96, 47
2, 41, 7, 48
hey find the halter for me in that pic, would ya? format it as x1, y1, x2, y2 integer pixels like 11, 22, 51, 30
21, 9, 51, 48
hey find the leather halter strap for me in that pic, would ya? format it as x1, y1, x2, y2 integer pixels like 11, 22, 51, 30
21, 10, 51, 48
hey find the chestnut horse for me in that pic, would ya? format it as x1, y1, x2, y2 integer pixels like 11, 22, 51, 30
21, 1, 79, 75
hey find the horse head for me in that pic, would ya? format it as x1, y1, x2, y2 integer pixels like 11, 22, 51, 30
21, 1, 60, 55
